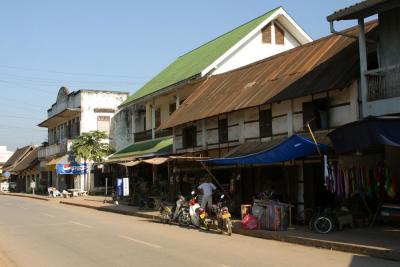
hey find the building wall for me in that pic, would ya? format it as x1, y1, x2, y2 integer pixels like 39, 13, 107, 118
213, 20, 300, 75
175, 82, 358, 153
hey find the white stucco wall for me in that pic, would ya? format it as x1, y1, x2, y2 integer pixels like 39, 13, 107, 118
213, 21, 300, 75
174, 83, 359, 153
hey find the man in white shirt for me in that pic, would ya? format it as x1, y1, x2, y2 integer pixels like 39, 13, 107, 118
197, 176, 217, 209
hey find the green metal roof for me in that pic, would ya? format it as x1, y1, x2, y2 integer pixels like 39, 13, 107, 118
109, 137, 173, 159
121, 7, 281, 107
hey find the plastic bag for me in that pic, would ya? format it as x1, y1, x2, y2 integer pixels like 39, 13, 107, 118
241, 214, 258, 230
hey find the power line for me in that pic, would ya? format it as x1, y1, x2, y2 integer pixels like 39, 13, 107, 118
0, 64, 146, 79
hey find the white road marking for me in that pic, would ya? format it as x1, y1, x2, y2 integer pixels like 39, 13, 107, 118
41, 212, 55, 218
218, 264, 232, 267
118, 235, 162, 249
69, 221, 92, 228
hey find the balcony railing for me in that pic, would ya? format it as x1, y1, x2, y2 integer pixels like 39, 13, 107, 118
155, 128, 173, 139
367, 65, 400, 101
134, 129, 152, 142
38, 139, 74, 159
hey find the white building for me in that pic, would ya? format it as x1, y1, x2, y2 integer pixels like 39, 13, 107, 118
111, 7, 312, 160
38, 87, 128, 193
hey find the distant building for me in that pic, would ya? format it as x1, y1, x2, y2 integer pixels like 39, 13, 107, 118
0, 146, 13, 176
37, 87, 128, 193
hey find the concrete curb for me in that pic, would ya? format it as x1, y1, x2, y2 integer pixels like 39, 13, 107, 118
59, 201, 159, 221
0, 192, 49, 202
27, 198, 400, 262
233, 228, 400, 261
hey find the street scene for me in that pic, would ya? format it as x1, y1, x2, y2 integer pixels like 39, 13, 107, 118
1, 0, 400, 266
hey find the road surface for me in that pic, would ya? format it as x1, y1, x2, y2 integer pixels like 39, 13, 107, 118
0, 195, 396, 267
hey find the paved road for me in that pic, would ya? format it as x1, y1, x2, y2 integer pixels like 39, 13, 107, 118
0, 196, 397, 267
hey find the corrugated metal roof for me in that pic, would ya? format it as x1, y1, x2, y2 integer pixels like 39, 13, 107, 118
327, 0, 398, 21
3, 145, 34, 171
14, 148, 39, 172
160, 22, 377, 130
119, 7, 281, 107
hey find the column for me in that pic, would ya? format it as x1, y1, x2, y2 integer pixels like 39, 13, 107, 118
151, 98, 156, 139
287, 99, 294, 136
358, 18, 368, 118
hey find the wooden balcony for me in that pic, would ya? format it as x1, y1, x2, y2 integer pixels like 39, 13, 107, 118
367, 64, 400, 101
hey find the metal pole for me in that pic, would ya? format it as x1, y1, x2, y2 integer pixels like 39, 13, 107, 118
104, 177, 108, 203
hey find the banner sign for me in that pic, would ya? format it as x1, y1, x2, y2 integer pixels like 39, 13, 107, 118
56, 163, 87, 175
123, 177, 129, 196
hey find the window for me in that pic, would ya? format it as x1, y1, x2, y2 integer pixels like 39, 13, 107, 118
97, 116, 110, 134
155, 107, 161, 128
259, 109, 272, 138
218, 119, 228, 143
261, 23, 272, 43
302, 99, 329, 130
169, 103, 176, 115
275, 24, 285, 45
182, 126, 197, 148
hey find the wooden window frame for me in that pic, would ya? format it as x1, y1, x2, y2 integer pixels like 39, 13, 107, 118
261, 23, 272, 44
275, 23, 285, 45
218, 118, 228, 143
182, 126, 197, 149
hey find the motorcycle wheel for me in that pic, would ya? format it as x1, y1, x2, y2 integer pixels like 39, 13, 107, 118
178, 212, 191, 227
313, 216, 333, 234
224, 218, 232, 236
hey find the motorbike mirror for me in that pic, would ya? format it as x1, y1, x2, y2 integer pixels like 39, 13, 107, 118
191, 191, 195, 195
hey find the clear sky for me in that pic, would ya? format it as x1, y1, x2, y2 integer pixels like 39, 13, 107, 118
0, 0, 365, 152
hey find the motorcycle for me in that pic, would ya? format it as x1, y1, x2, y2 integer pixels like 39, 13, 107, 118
213, 194, 233, 235
159, 194, 191, 226
189, 191, 212, 230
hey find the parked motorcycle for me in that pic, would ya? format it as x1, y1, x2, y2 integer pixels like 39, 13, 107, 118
159, 194, 191, 226
189, 191, 212, 230
213, 194, 233, 235
308, 208, 337, 234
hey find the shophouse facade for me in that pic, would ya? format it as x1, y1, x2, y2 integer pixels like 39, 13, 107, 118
159, 22, 378, 216
38, 87, 128, 193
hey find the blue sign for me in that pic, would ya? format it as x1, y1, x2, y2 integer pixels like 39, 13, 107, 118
56, 163, 87, 175
3, 171, 11, 178
116, 178, 123, 197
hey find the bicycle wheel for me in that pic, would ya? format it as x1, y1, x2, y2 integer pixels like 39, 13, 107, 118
313, 216, 333, 234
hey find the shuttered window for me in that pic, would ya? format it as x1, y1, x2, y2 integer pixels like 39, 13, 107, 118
302, 99, 329, 131
261, 23, 272, 44
182, 126, 197, 148
259, 109, 272, 138
275, 24, 285, 45
155, 107, 161, 128
97, 116, 110, 134
218, 119, 228, 143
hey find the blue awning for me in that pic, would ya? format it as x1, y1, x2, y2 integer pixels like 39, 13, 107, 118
204, 135, 327, 165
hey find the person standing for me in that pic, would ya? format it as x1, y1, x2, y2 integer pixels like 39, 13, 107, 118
197, 175, 217, 209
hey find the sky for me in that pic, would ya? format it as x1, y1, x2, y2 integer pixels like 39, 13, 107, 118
0, 0, 365, 152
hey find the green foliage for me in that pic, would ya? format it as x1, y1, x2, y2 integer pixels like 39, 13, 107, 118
71, 130, 110, 163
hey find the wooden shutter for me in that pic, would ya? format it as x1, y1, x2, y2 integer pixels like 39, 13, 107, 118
259, 109, 272, 138
261, 23, 272, 44
218, 119, 228, 143
275, 24, 285, 44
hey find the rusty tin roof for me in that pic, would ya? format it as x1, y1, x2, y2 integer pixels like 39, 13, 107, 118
160, 22, 377, 130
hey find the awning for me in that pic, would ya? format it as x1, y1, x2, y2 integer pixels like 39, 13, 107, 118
204, 135, 328, 165
328, 116, 400, 154
38, 108, 81, 128
45, 155, 68, 171
142, 157, 170, 165
119, 161, 141, 167
108, 137, 173, 160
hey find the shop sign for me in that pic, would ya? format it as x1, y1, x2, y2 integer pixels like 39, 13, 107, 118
56, 163, 87, 175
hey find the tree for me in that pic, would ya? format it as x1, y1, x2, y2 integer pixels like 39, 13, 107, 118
71, 130, 110, 193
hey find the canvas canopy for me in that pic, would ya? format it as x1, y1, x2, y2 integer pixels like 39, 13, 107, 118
204, 135, 327, 165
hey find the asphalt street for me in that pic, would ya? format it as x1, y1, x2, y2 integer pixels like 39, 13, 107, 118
0, 195, 397, 267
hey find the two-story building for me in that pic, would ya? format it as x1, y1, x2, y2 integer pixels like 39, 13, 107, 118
159, 22, 379, 216
108, 7, 313, 191
38, 87, 128, 193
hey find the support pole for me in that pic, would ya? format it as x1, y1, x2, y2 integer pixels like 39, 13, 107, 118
200, 161, 232, 201
306, 123, 321, 156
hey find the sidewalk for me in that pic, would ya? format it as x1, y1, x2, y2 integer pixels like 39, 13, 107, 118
2, 192, 399, 261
